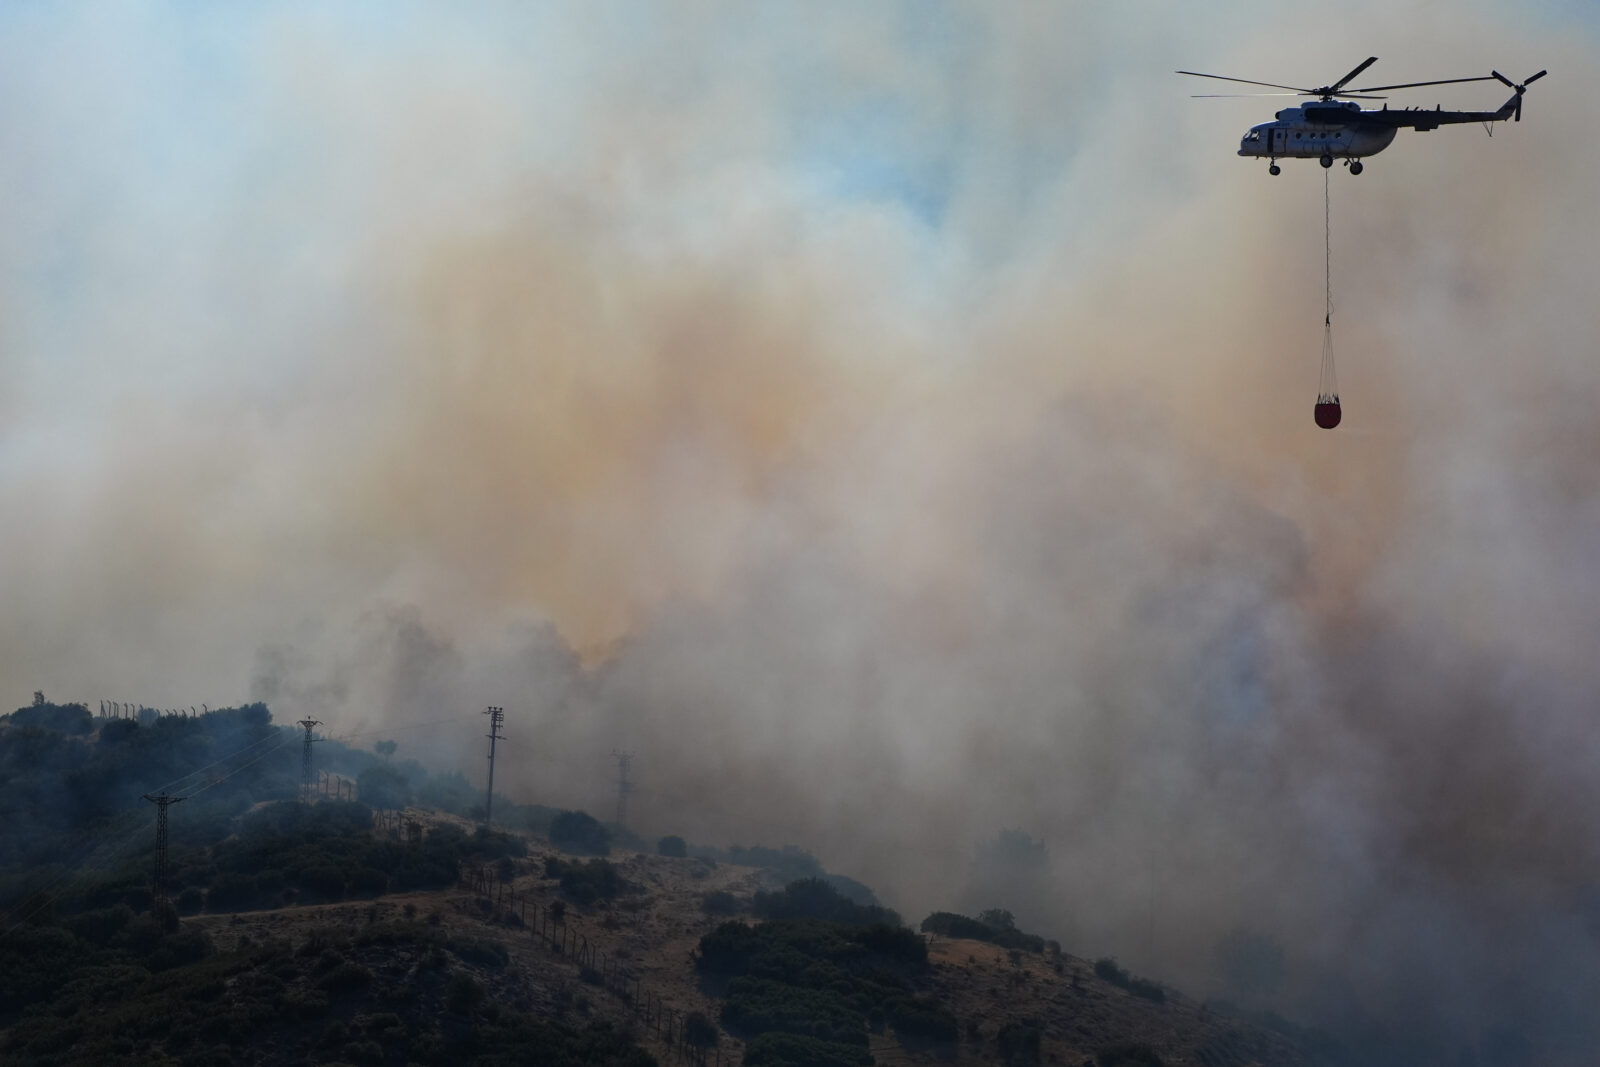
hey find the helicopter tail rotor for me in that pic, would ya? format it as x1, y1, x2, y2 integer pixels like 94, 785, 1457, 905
1492, 69, 1548, 120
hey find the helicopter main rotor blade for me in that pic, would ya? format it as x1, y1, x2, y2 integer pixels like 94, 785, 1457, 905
1349, 75, 1497, 92
1190, 92, 1387, 99
1327, 57, 1380, 93
1176, 70, 1312, 93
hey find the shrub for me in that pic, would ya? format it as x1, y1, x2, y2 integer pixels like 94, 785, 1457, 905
447, 935, 510, 970
298, 866, 346, 903
1097, 1042, 1165, 1067
205, 872, 260, 912
887, 997, 958, 1045
921, 911, 994, 940
549, 810, 611, 855
446, 973, 485, 1015
721, 977, 869, 1046
684, 1010, 719, 1048
5, 700, 93, 734
998, 1020, 1043, 1066
979, 908, 1016, 930
658, 835, 688, 858
1129, 977, 1166, 1004
350, 868, 388, 897
316, 959, 372, 991
559, 859, 628, 906
470, 826, 528, 860
742, 1031, 874, 1067
701, 890, 743, 916
752, 878, 900, 926
1094, 957, 1130, 987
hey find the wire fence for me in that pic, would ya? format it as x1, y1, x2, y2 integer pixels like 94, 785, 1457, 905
459, 861, 734, 1066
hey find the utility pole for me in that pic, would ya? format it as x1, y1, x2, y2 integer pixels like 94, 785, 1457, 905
142, 792, 187, 914
483, 706, 504, 827
297, 719, 322, 800
612, 750, 633, 830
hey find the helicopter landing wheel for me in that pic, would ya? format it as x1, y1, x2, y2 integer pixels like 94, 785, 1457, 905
1349, 160, 1364, 175
1268, 163, 1281, 176
1320, 153, 1334, 168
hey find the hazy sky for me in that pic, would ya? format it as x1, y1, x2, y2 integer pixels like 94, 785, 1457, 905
4, 3, 1599, 1058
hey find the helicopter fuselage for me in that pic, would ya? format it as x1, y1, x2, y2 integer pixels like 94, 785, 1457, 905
1238, 101, 1398, 160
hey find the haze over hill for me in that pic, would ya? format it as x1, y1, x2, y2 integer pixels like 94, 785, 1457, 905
4, 3, 1600, 1062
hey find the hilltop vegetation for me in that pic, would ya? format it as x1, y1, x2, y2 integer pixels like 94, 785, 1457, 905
2, 912, 655, 1067
697, 879, 957, 1066
1, 698, 1330, 1067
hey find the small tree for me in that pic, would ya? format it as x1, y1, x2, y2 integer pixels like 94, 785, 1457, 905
997, 1020, 1042, 1067
684, 1010, 719, 1048
978, 908, 1017, 931
658, 834, 688, 858
549, 810, 611, 856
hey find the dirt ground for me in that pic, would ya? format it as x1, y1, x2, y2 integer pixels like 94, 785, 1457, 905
189, 812, 1307, 1067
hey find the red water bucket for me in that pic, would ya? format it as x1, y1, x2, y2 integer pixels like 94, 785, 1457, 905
1314, 399, 1342, 430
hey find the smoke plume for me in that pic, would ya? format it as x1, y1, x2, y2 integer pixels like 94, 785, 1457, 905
3, 3, 1598, 1059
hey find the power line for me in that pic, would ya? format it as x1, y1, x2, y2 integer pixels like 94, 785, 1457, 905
612, 750, 634, 830
179, 735, 298, 802
483, 707, 505, 827
326, 713, 481, 744
141, 792, 186, 913
297, 719, 323, 800
149, 727, 289, 797
3, 809, 150, 930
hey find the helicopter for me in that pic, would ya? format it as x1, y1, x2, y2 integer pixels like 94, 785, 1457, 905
1178, 58, 1546, 174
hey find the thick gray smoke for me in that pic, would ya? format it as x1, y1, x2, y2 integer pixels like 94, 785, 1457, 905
4, 3, 1599, 1060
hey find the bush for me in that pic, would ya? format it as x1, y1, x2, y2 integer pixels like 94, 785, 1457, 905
447, 935, 510, 970
742, 1031, 874, 1067
559, 859, 628, 906
317, 961, 374, 993
205, 872, 260, 912
1094, 957, 1163, 1002
446, 973, 485, 1015
5, 700, 93, 734
299, 866, 346, 903
752, 878, 900, 927
887, 997, 958, 1045
701, 890, 743, 916
921, 911, 995, 940
1128, 976, 1166, 1004
998, 1020, 1043, 1066
1098, 1042, 1165, 1067
350, 867, 388, 897
549, 810, 611, 856
684, 1010, 718, 1048
658, 835, 688, 858
1095, 957, 1130, 986
721, 976, 867, 1047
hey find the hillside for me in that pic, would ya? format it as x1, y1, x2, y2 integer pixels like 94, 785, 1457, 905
7, 818, 1326, 1066
0, 704, 1332, 1066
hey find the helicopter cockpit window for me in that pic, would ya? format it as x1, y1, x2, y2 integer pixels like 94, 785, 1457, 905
1245, 130, 1261, 141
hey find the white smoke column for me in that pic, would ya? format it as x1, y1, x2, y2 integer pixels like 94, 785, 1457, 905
3, 3, 1600, 1058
